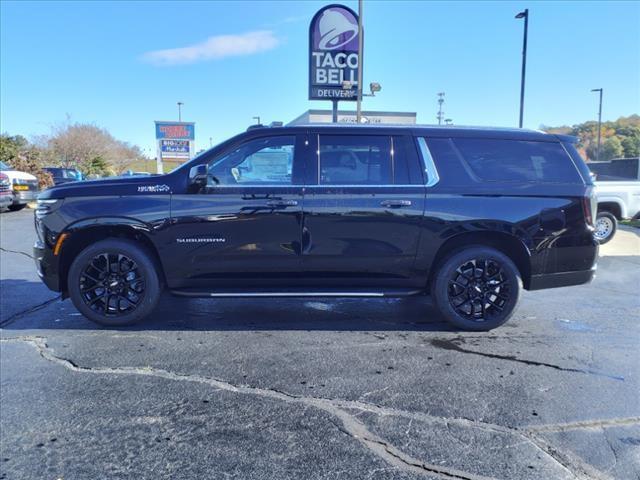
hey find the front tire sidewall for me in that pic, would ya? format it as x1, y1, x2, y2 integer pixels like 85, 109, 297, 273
432, 247, 522, 331
68, 239, 161, 326
594, 212, 617, 244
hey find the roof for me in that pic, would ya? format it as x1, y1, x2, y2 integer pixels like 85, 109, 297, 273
247, 123, 562, 142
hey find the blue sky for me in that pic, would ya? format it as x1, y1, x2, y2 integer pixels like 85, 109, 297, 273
1, 0, 639, 155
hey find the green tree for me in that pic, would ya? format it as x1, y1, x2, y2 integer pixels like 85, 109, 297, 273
600, 136, 624, 161
0, 134, 28, 165
621, 135, 640, 158
84, 155, 110, 176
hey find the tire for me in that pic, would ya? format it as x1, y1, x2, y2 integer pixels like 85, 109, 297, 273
68, 239, 161, 326
7, 204, 26, 211
594, 211, 617, 244
431, 246, 522, 331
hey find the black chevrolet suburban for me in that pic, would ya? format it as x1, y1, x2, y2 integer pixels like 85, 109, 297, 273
34, 125, 598, 330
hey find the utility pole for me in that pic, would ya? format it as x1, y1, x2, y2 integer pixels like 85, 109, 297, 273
515, 9, 529, 128
436, 92, 445, 125
177, 102, 184, 122
355, 0, 364, 123
591, 88, 603, 162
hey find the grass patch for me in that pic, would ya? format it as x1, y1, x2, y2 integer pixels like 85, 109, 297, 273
620, 219, 640, 229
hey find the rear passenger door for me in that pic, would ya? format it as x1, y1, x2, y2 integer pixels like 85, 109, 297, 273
301, 133, 426, 287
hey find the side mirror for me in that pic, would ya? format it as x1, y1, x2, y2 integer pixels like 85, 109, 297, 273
189, 164, 208, 187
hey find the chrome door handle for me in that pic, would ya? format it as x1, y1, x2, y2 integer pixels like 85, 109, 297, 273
266, 200, 298, 208
381, 200, 412, 208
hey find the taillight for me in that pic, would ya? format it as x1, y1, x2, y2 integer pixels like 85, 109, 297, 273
582, 190, 596, 228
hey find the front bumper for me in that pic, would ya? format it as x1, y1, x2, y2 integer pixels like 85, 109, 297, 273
528, 265, 596, 291
0, 194, 12, 209
34, 239, 61, 292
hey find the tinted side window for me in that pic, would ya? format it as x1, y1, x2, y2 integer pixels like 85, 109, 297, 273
319, 135, 392, 185
208, 136, 295, 185
452, 138, 582, 184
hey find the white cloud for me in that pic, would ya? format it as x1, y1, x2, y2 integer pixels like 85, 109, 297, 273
142, 30, 280, 66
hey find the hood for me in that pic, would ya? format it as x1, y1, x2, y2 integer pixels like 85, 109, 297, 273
38, 174, 176, 200
2, 170, 38, 181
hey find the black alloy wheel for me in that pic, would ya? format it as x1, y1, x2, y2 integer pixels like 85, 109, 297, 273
79, 253, 145, 316
447, 258, 510, 322
68, 239, 161, 326
432, 246, 521, 331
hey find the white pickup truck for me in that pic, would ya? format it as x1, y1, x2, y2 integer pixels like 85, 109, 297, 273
589, 158, 640, 243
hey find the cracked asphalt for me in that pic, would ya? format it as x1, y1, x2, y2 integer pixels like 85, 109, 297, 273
1, 209, 639, 480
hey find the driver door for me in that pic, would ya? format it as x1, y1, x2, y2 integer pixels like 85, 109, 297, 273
167, 133, 307, 290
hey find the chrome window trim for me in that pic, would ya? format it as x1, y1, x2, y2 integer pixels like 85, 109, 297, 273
417, 137, 440, 187
559, 141, 590, 184
202, 184, 424, 189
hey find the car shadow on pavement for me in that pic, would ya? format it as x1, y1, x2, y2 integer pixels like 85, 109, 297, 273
1, 279, 458, 332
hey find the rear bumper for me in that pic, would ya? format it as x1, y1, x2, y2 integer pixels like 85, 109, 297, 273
528, 266, 596, 291
13, 190, 38, 203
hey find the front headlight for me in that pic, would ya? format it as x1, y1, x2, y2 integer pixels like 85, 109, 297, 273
35, 198, 62, 217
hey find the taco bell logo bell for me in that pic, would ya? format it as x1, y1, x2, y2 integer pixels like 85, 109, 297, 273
309, 5, 360, 100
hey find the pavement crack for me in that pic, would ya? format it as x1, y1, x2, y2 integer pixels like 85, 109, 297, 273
0, 336, 501, 479
1, 335, 615, 480
430, 338, 624, 381
523, 431, 611, 480
0, 247, 34, 259
0, 295, 61, 327
527, 417, 640, 433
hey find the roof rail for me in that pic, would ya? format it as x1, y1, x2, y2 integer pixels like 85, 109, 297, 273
246, 123, 265, 131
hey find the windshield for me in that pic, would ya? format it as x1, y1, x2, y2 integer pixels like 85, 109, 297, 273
0, 161, 10, 171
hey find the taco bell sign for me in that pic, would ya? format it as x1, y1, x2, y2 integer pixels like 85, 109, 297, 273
309, 4, 360, 101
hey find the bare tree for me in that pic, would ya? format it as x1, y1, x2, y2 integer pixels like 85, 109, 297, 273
43, 119, 145, 174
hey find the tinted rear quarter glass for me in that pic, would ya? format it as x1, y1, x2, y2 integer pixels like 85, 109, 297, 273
562, 142, 595, 184
452, 138, 583, 184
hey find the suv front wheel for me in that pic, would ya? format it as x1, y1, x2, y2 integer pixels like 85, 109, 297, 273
68, 239, 161, 326
432, 246, 522, 331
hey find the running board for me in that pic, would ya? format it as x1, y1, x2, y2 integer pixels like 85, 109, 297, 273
170, 289, 424, 298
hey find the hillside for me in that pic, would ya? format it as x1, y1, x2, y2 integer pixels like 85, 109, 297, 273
542, 114, 639, 161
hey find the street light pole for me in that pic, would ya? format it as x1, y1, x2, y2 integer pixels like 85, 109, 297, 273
356, 0, 364, 123
591, 88, 603, 162
177, 102, 184, 122
515, 9, 528, 128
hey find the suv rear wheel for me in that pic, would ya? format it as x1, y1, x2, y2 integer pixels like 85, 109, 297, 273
432, 246, 522, 331
68, 239, 161, 326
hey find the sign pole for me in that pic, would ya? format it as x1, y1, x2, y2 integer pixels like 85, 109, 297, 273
356, 0, 364, 123
156, 142, 163, 174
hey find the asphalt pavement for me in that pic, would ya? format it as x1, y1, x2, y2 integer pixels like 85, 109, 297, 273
1, 208, 639, 480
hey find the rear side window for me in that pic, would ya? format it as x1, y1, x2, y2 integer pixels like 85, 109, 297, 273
451, 138, 583, 184
319, 135, 392, 185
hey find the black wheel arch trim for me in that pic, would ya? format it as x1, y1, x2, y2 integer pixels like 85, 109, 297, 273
56, 217, 166, 294
422, 229, 533, 290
